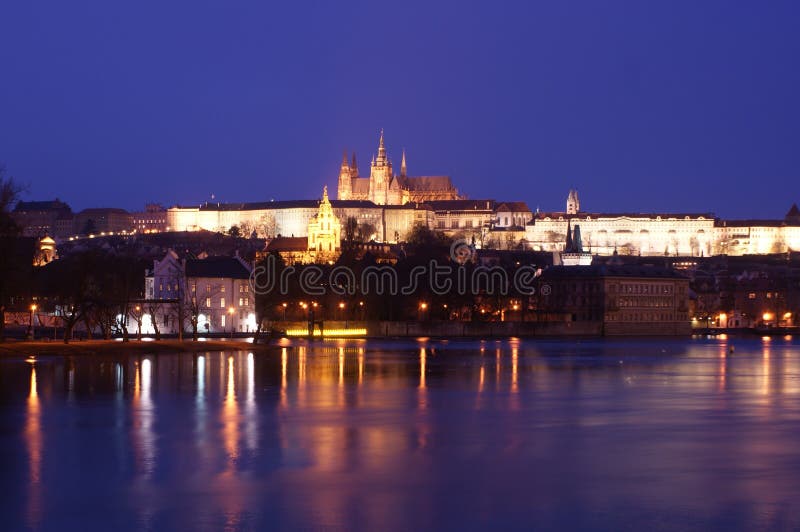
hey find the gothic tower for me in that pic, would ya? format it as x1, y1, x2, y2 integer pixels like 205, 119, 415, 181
368, 129, 393, 205
566, 189, 580, 215
337, 151, 352, 200
400, 149, 407, 177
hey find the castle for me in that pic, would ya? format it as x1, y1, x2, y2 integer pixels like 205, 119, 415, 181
337, 130, 460, 205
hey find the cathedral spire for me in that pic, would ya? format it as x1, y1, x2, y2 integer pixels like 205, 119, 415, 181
341, 150, 349, 169
400, 148, 407, 177
351, 152, 358, 175
376, 128, 387, 164
322, 185, 329, 202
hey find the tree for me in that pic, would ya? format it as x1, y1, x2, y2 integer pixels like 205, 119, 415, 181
228, 225, 242, 238
0, 166, 26, 342
344, 216, 359, 249
0, 165, 22, 237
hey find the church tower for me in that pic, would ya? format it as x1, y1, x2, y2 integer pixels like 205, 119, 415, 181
337, 151, 352, 200
566, 189, 580, 215
368, 129, 393, 205
400, 149, 407, 177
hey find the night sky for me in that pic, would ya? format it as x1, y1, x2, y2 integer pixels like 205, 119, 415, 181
1, 1, 799, 218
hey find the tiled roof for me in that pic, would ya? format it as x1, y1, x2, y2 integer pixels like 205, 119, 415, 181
496, 201, 532, 212
396, 175, 455, 192
535, 212, 715, 220
14, 200, 71, 213
265, 236, 308, 252
185, 256, 251, 279
423, 199, 496, 212
539, 264, 688, 280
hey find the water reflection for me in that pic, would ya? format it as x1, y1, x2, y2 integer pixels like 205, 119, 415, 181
7, 338, 800, 531
25, 365, 42, 529
132, 359, 155, 479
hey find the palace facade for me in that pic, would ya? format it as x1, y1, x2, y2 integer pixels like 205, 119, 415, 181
525, 191, 800, 257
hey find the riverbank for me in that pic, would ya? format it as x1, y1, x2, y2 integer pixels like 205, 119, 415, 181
0, 339, 264, 357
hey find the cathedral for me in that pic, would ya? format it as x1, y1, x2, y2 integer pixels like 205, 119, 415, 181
337, 130, 460, 205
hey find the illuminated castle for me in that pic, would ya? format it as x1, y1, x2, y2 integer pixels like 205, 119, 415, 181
337, 130, 460, 205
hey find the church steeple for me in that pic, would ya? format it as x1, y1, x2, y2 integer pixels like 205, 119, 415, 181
400, 148, 407, 177
350, 152, 358, 177
375, 129, 389, 166
337, 151, 352, 200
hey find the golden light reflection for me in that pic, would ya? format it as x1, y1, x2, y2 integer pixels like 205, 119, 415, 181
418, 347, 428, 411
511, 344, 519, 394
495, 348, 501, 386
280, 347, 288, 408
338, 347, 345, 386
222, 355, 239, 473
298, 346, 307, 407
26, 365, 42, 529
762, 342, 771, 397
338, 347, 345, 407
479, 365, 485, 393
358, 347, 364, 386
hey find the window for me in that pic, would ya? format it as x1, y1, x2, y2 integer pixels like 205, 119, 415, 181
221, 314, 226, 327
220, 297, 225, 308
205, 297, 211, 308
239, 297, 243, 307
191, 283, 196, 293
206, 284, 211, 293
748, 293, 756, 299
220, 285, 225, 293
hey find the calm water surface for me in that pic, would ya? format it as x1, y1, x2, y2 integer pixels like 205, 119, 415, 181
2, 337, 800, 531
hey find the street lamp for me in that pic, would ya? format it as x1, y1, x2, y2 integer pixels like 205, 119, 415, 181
28, 303, 37, 340
282, 302, 288, 321
135, 305, 142, 340
228, 306, 235, 338
419, 301, 428, 321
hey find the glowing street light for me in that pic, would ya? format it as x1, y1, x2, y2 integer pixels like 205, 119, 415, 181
28, 303, 37, 340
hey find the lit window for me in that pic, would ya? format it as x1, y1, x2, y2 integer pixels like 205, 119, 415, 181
220, 298, 225, 308
221, 314, 226, 327
205, 297, 211, 308
220, 285, 225, 293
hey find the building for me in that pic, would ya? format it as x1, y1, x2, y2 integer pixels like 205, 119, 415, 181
167, 195, 435, 244
337, 130, 459, 205
132, 203, 168, 233
144, 250, 256, 334
536, 264, 691, 335
34, 236, 58, 266
527, 191, 800, 257
558, 223, 592, 266
73, 208, 133, 235
263, 187, 344, 264
11, 199, 73, 238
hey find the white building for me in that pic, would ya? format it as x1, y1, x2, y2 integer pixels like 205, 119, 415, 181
142, 251, 256, 335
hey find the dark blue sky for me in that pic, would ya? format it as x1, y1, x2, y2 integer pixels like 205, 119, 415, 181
1, 1, 799, 217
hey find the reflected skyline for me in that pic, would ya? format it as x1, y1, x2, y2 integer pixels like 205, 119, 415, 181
2, 338, 800, 531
